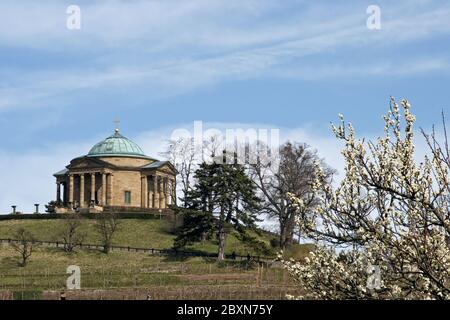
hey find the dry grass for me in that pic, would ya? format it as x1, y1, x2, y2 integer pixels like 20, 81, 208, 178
0, 218, 312, 300
0, 245, 302, 300
0, 219, 276, 256
39, 285, 304, 300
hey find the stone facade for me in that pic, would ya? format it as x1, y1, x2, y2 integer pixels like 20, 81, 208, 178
53, 129, 176, 213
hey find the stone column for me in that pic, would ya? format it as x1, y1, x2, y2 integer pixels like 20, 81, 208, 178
62, 182, 67, 205
108, 174, 114, 206
153, 175, 159, 209
169, 179, 175, 206
165, 178, 170, 207
141, 175, 148, 208
148, 176, 153, 208
34, 204, 39, 214
80, 174, 85, 208
90, 173, 96, 206
159, 177, 165, 209
69, 174, 74, 207
166, 179, 171, 206
56, 182, 61, 204
172, 178, 177, 206
102, 173, 107, 206
149, 191, 154, 208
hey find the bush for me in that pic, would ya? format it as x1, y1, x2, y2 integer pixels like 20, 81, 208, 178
13, 290, 42, 300
270, 238, 280, 248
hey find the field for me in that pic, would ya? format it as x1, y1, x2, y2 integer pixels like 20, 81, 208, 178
0, 218, 308, 300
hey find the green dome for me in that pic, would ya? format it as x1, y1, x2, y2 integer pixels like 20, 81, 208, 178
87, 129, 146, 157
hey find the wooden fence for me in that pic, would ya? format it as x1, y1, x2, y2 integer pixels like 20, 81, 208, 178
0, 238, 276, 262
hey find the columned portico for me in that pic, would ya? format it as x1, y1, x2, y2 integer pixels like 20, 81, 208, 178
137, 175, 177, 209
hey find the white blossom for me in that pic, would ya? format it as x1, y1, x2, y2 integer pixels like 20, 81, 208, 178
282, 98, 450, 300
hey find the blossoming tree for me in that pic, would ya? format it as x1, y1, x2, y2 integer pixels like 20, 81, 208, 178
284, 98, 450, 299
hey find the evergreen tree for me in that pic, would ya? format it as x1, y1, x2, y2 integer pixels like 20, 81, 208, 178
45, 200, 57, 213
178, 155, 261, 260
173, 208, 215, 248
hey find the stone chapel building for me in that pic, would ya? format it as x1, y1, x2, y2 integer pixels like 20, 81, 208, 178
53, 128, 177, 213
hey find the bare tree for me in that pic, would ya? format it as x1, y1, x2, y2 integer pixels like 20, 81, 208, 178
160, 137, 197, 207
59, 214, 86, 253
11, 228, 38, 267
95, 212, 120, 254
422, 110, 450, 170
250, 142, 333, 249
160, 135, 226, 207
202, 134, 223, 161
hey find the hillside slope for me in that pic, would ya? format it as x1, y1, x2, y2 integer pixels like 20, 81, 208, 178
0, 218, 276, 256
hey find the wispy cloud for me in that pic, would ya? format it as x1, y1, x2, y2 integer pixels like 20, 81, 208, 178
272, 57, 450, 80
1, 1, 450, 112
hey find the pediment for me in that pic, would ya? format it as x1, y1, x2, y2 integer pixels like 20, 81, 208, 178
140, 160, 178, 175
158, 164, 176, 175
68, 157, 112, 170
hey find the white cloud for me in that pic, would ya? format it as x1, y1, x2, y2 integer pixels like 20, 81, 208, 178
1, 1, 450, 112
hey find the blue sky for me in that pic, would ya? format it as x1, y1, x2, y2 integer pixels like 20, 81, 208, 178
1, 0, 450, 212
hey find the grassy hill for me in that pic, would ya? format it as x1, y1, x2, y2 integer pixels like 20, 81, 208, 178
0, 217, 311, 299
0, 218, 276, 257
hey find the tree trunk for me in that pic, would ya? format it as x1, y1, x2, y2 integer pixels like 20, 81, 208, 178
279, 219, 289, 250
21, 254, 27, 267
217, 225, 227, 261
285, 219, 295, 246
280, 213, 296, 249
279, 227, 287, 250
103, 242, 110, 254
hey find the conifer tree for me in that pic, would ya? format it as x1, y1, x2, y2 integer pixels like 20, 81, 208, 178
178, 154, 261, 260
